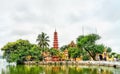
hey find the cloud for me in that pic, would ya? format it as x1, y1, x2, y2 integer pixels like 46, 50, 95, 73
0, 0, 120, 54
96, 0, 120, 22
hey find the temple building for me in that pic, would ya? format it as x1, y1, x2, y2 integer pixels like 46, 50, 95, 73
53, 30, 59, 49
68, 41, 76, 47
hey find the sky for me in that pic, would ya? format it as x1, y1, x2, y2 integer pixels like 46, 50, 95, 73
0, 0, 120, 55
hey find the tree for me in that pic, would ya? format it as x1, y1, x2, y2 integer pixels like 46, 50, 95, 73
106, 47, 112, 53
110, 52, 117, 58
36, 32, 50, 51
77, 34, 105, 60
49, 48, 61, 61
116, 54, 120, 60
49, 48, 60, 56
1, 39, 42, 64
60, 45, 69, 51
68, 47, 81, 61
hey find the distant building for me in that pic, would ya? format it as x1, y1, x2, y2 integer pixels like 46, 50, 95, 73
68, 41, 76, 47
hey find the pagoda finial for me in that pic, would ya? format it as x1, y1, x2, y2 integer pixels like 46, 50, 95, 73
55, 29, 56, 32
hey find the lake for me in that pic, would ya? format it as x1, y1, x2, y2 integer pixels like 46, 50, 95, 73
0, 59, 120, 74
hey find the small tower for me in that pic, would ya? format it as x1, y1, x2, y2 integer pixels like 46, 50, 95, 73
53, 29, 59, 49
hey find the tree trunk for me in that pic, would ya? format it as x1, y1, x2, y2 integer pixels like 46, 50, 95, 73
84, 48, 96, 61
91, 56, 96, 61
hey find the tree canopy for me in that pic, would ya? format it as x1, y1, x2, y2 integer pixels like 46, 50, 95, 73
49, 48, 60, 56
68, 47, 81, 60
60, 45, 68, 51
36, 32, 50, 51
1, 39, 42, 64
106, 47, 112, 53
77, 34, 105, 60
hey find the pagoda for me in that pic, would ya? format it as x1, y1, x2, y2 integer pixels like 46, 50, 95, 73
52, 29, 59, 61
53, 29, 59, 49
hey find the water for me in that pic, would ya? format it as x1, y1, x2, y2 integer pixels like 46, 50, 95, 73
0, 59, 120, 74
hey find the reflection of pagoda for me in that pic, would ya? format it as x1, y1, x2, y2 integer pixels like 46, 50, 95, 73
53, 29, 59, 49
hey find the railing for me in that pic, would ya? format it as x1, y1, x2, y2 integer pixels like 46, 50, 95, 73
24, 60, 120, 68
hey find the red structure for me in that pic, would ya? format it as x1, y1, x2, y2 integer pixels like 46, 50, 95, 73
52, 30, 59, 61
53, 30, 59, 49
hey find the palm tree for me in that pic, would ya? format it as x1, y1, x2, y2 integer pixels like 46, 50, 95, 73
36, 32, 50, 51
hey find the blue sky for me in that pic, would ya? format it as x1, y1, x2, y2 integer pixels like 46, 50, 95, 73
0, 0, 120, 55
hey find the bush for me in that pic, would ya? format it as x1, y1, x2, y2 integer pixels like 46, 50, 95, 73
82, 55, 90, 61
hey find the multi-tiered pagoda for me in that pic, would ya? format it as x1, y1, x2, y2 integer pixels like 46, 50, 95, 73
52, 30, 59, 61
53, 30, 59, 49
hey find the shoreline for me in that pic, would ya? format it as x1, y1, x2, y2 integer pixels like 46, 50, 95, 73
24, 61, 120, 68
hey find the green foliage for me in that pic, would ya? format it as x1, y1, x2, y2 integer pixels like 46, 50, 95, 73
111, 52, 116, 56
49, 48, 60, 56
116, 54, 120, 60
77, 34, 105, 60
89, 44, 105, 54
106, 47, 112, 53
108, 54, 112, 58
82, 55, 90, 61
68, 47, 81, 59
60, 45, 68, 51
1, 39, 42, 64
77, 34, 100, 48
110, 52, 117, 58
36, 32, 50, 51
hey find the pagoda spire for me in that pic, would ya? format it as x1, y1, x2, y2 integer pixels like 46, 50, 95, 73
53, 29, 59, 49
55, 28, 56, 32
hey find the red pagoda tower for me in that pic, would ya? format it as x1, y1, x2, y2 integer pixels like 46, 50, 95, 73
53, 29, 59, 49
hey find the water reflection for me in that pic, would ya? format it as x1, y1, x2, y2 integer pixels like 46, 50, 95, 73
1, 65, 120, 74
